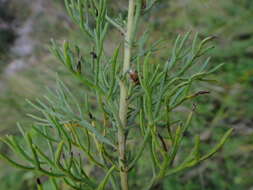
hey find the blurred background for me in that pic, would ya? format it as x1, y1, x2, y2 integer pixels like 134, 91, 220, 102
0, 0, 252, 189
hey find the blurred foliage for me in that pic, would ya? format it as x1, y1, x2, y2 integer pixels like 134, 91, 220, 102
0, 1, 16, 63
0, 0, 31, 67
0, 29, 16, 60
0, 0, 253, 189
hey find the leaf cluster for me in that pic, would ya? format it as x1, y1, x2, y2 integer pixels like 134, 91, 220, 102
0, 0, 233, 189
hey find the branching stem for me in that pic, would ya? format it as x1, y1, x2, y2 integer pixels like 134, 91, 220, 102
118, 0, 136, 190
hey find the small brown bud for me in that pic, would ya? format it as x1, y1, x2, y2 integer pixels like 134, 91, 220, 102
129, 70, 140, 85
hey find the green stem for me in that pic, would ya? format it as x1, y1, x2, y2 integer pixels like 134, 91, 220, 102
118, 0, 135, 190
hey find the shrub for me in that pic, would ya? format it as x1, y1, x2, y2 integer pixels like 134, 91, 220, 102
0, 0, 232, 189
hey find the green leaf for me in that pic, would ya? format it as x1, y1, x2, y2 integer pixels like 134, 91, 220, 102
55, 141, 65, 166
108, 45, 121, 99
200, 128, 234, 161
0, 153, 35, 171
96, 165, 116, 190
32, 126, 59, 143
8, 136, 36, 164
128, 128, 151, 170
79, 120, 116, 149
26, 133, 41, 169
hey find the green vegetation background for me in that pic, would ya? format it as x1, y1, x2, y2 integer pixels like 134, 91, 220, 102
0, 0, 252, 189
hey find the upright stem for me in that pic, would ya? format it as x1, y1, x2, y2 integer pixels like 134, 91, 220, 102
118, 0, 135, 190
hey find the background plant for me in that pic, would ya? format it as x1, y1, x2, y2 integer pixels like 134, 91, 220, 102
0, 0, 233, 190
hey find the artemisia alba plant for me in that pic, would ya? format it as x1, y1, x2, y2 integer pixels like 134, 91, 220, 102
0, 0, 233, 190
